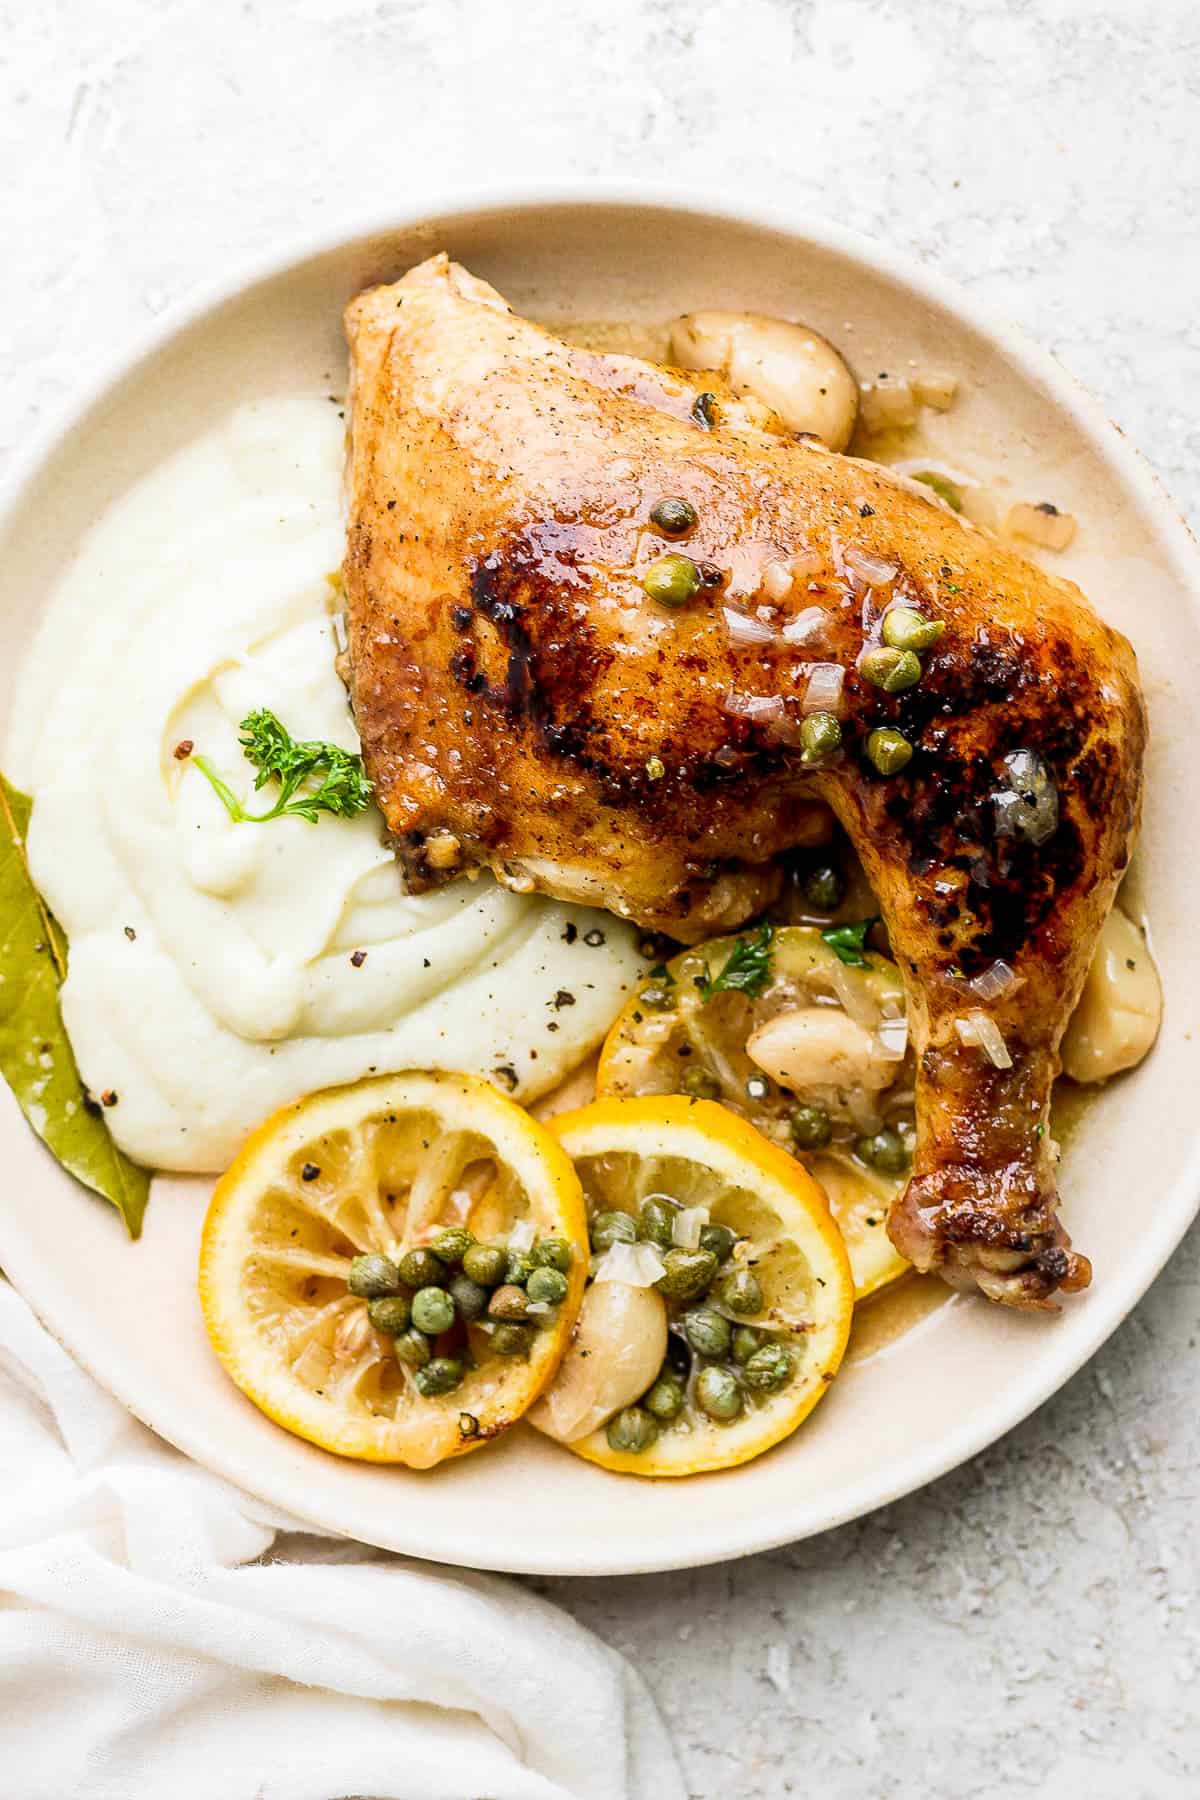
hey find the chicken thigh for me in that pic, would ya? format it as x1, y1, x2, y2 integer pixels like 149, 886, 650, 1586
343, 255, 1145, 1308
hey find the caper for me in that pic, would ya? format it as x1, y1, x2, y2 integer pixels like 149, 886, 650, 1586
745, 1072, 771, 1102
411, 1286, 455, 1335
684, 1306, 732, 1361
743, 1342, 795, 1391
800, 711, 843, 761
462, 1243, 507, 1287
449, 1274, 489, 1322
655, 1247, 719, 1301
489, 1321, 533, 1357
397, 1247, 443, 1289
732, 1325, 765, 1364
882, 606, 945, 653
606, 1407, 659, 1454
803, 864, 845, 911
856, 1126, 910, 1174
526, 1265, 569, 1306
488, 1283, 531, 1322
699, 1222, 737, 1264
650, 496, 697, 537
393, 1328, 432, 1368
590, 1209, 637, 1251
639, 1197, 675, 1248
790, 1103, 832, 1149
643, 1373, 685, 1421
431, 1227, 474, 1266
367, 1294, 411, 1335
716, 1267, 764, 1316
696, 1365, 743, 1422
866, 726, 914, 776
505, 1249, 535, 1286
639, 985, 675, 1012
347, 1253, 402, 1299
532, 1237, 573, 1273
642, 553, 701, 609
680, 1066, 721, 1100
860, 645, 922, 693
414, 1356, 464, 1397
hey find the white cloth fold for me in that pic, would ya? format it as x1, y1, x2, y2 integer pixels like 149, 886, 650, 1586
0, 1283, 683, 1800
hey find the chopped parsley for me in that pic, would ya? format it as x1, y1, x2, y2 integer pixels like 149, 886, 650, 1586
698, 923, 774, 1002
821, 917, 878, 967
194, 708, 372, 825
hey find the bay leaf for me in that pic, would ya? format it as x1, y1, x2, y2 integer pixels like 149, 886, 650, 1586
0, 773, 150, 1236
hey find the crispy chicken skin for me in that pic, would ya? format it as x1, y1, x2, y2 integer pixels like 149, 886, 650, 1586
343, 255, 1146, 1308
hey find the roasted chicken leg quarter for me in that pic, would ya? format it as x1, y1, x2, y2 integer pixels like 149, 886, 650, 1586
343, 255, 1146, 1310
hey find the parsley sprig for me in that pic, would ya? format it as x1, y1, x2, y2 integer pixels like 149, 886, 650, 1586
698, 922, 775, 1002
821, 917, 879, 967
194, 708, 373, 825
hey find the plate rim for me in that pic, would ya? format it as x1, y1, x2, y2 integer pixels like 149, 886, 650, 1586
2, 179, 1199, 1576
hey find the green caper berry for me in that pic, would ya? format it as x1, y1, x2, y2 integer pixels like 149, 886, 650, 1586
882, 606, 945, 653
414, 1356, 464, 1397
347, 1253, 402, 1299
856, 1127, 910, 1174
526, 1265, 569, 1306
642, 553, 701, 609
650, 496, 697, 537
367, 1294, 412, 1335
639, 985, 675, 1012
860, 645, 922, 693
397, 1247, 443, 1289
732, 1325, 765, 1364
393, 1328, 431, 1368
462, 1243, 508, 1287
803, 864, 845, 911
488, 1283, 531, 1322
684, 1306, 732, 1361
800, 711, 843, 761
716, 1267, 764, 1317
590, 1209, 637, 1251
411, 1285, 455, 1335
449, 1274, 489, 1322
638, 1197, 675, 1248
606, 1407, 659, 1454
643, 1372, 686, 1421
745, 1072, 771, 1103
790, 1103, 832, 1149
743, 1343, 795, 1391
532, 1237, 573, 1273
655, 1247, 719, 1301
699, 1222, 737, 1264
489, 1321, 533, 1357
680, 1066, 721, 1100
431, 1227, 474, 1266
695, 1365, 743, 1422
866, 726, 914, 776
505, 1249, 535, 1286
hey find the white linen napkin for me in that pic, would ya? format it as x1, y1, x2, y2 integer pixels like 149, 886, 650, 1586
0, 1282, 683, 1800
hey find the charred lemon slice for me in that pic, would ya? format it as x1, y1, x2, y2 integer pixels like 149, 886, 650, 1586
597, 924, 912, 1300
199, 1072, 587, 1468
530, 1096, 853, 1477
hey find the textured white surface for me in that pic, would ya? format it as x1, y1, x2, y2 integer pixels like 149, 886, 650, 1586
2, 2, 1198, 1795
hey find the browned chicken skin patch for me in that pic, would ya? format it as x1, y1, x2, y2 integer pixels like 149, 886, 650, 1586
343, 255, 1146, 1310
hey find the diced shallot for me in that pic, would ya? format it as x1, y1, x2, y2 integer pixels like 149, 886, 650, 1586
1006, 501, 1077, 551
592, 1241, 667, 1287
802, 663, 845, 716
722, 606, 778, 647
761, 560, 794, 602
672, 1205, 709, 1250
968, 960, 1019, 1003
781, 605, 827, 646
842, 545, 899, 587
507, 1218, 536, 1253
875, 1014, 909, 1060
722, 689, 786, 723
955, 1009, 1013, 1070
912, 371, 959, 411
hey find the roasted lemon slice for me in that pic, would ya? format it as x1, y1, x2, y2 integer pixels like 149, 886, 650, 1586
530, 1096, 853, 1477
199, 1072, 587, 1468
597, 925, 912, 1300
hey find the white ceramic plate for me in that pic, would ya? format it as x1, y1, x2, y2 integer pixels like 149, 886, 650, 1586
1, 188, 1197, 1576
